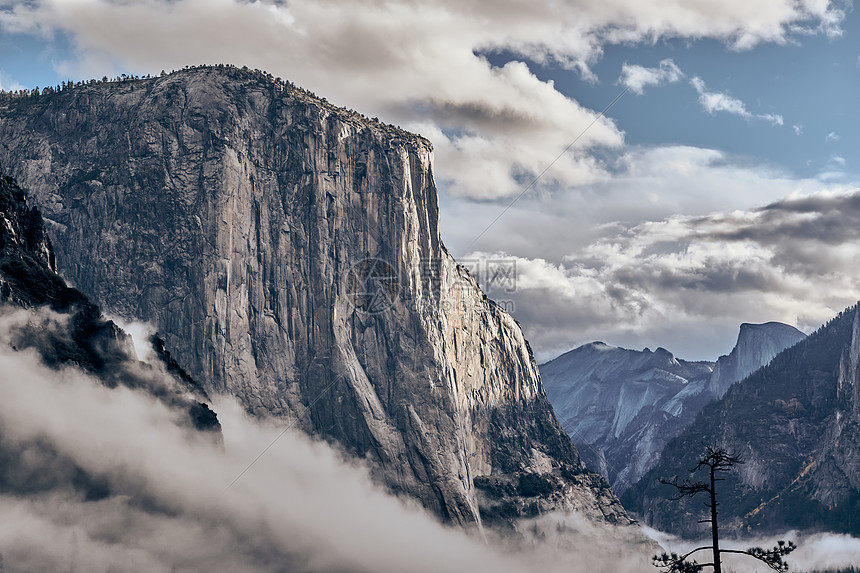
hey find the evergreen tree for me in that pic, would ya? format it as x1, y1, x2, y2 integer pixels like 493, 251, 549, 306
653, 444, 796, 573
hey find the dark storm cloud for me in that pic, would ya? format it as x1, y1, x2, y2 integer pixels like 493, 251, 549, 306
403, 98, 544, 134
613, 263, 782, 294
702, 192, 860, 245
761, 192, 860, 214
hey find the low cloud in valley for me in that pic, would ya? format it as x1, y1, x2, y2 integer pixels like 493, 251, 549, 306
0, 309, 652, 572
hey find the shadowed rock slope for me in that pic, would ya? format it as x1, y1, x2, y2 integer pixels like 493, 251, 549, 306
0, 66, 629, 527
542, 323, 805, 494
0, 169, 220, 502
0, 169, 219, 429
622, 305, 860, 537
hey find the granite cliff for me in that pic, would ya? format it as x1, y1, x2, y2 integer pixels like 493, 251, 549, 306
542, 323, 805, 494
622, 305, 860, 537
0, 66, 629, 527
706, 322, 806, 399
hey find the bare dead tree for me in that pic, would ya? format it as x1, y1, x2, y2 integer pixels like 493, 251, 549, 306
652, 444, 796, 573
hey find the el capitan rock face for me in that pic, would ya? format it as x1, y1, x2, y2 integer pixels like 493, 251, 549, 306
0, 67, 629, 527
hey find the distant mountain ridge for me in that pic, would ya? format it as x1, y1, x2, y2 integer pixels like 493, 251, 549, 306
622, 305, 860, 537
542, 322, 805, 493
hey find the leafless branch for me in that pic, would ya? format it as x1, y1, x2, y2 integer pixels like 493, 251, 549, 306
660, 476, 710, 500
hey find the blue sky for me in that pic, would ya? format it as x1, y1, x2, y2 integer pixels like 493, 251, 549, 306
4, 3, 858, 182
482, 24, 860, 188
563, 34, 858, 179
1, 0, 859, 360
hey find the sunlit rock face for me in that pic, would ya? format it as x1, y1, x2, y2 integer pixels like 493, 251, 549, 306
542, 323, 804, 494
0, 67, 631, 527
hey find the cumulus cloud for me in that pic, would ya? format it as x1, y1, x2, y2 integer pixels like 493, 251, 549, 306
444, 145, 839, 264
0, 309, 653, 572
463, 183, 860, 361
0, 0, 844, 198
826, 131, 840, 141
690, 76, 783, 125
618, 59, 683, 95
792, 123, 803, 135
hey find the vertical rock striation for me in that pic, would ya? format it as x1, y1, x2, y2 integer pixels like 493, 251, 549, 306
0, 67, 629, 527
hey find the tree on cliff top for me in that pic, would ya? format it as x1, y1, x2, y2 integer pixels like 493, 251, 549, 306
652, 444, 796, 573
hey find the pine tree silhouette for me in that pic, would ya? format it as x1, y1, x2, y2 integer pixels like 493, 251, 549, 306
653, 444, 796, 573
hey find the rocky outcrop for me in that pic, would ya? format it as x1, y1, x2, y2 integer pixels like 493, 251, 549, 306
0, 169, 221, 507
622, 305, 860, 537
542, 323, 805, 494
706, 322, 806, 399
0, 66, 630, 527
0, 169, 220, 432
